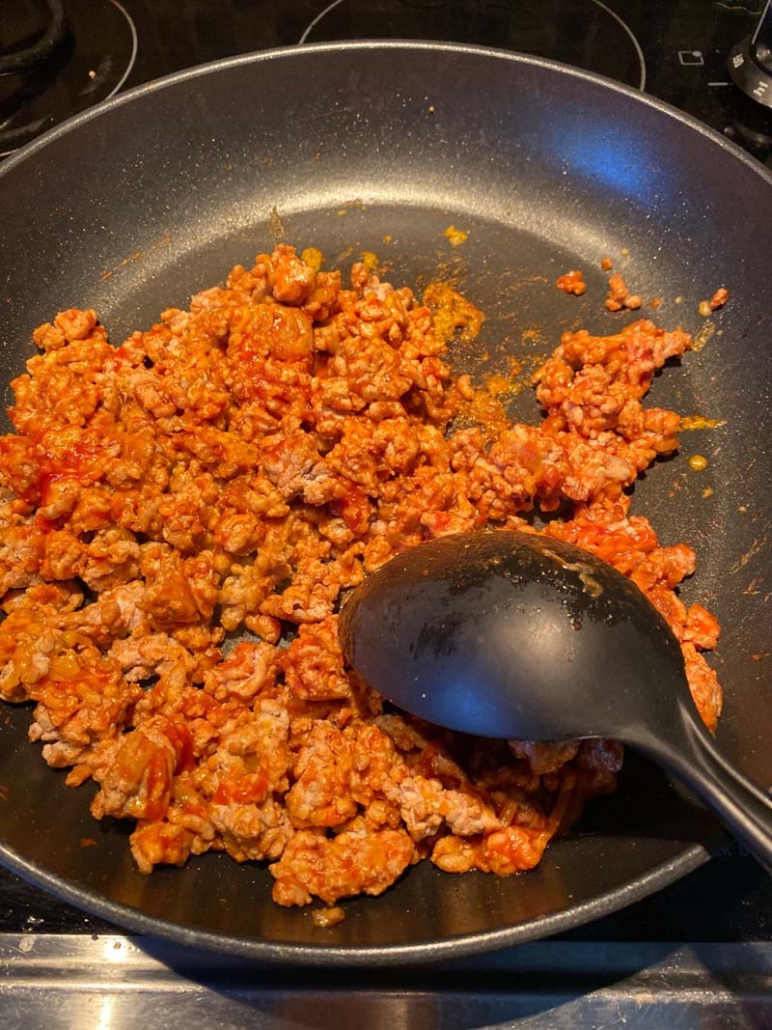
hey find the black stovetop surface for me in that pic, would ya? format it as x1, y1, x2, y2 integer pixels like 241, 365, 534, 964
0, 3, 771, 1023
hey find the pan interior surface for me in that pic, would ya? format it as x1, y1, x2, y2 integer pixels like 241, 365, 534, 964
0, 42, 769, 961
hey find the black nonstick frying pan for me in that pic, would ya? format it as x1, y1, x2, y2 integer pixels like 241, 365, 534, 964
0, 41, 771, 964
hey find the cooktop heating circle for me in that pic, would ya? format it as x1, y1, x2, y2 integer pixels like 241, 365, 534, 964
299, 0, 646, 90
0, 0, 137, 157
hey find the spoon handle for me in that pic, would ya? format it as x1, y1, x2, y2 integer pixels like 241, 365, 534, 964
636, 706, 772, 871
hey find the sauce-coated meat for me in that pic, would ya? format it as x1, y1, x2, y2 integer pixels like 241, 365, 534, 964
0, 246, 721, 911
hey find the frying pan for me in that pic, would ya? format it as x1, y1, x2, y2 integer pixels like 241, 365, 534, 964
0, 41, 771, 964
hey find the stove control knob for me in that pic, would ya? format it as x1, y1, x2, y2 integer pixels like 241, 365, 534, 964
729, 0, 772, 107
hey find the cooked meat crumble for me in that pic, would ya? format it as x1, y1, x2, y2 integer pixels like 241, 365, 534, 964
0, 245, 721, 910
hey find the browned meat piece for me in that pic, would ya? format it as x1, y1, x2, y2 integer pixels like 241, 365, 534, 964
556, 269, 586, 296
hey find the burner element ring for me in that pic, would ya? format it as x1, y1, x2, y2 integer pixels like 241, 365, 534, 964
298, 0, 646, 91
0, 0, 67, 77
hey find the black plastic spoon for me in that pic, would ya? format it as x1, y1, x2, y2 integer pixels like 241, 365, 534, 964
338, 530, 772, 869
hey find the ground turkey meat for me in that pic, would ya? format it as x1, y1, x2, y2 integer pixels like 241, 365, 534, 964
0, 244, 721, 911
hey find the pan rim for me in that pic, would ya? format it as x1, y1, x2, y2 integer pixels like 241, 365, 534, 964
0, 38, 755, 962
0, 834, 714, 965
2, 39, 772, 193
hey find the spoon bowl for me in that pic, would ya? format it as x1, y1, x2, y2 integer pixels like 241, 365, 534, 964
339, 530, 772, 870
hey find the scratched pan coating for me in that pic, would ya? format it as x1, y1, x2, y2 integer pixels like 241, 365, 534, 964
0, 42, 770, 964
